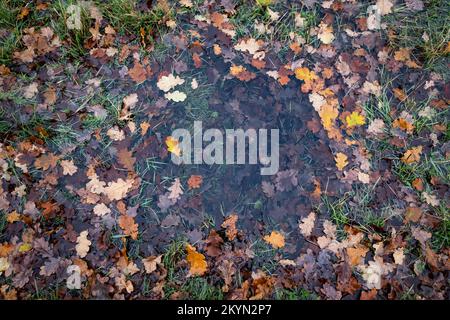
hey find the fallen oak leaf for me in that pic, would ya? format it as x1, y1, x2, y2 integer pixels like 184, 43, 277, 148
187, 175, 203, 189
299, 212, 316, 237
156, 74, 185, 92
263, 231, 285, 249
345, 111, 366, 128
168, 178, 183, 201
35, 153, 59, 171
165, 90, 187, 102
335, 152, 348, 171
347, 246, 369, 266
103, 178, 134, 201
76, 230, 91, 258
186, 244, 207, 276
393, 118, 414, 134
229, 65, 256, 82
60, 159, 77, 176
142, 255, 162, 274
165, 136, 181, 156
117, 148, 136, 172
401, 146, 422, 164
107, 126, 125, 141
221, 214, 238, 241
93, 203, 111, 216
118, 215, 139, 240
128, 60, 148, 84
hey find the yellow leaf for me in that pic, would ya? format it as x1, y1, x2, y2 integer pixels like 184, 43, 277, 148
318, 103, 339, 130
346, 111, 366, 128
401, 146, 422, 164
335, 152, 348, 171
18, 243, 32, 252
294, 67, 317, 82
186, 244, 207, 276
263, 231, 285, 249
165, 136, 181, 156
230, 65, 245, 76
6, 211, 20, 223
256, 0, 272, 6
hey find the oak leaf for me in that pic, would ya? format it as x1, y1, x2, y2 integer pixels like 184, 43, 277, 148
234, 38, 262, 55
187, 175, 203, 189
401, 146, 422, 164
263, 231, 285, 249
168, 178, 183, 201
60, 160, 78, 176
165, 90, 187, 102
104, 178, 134, 201
221, 214, 238, 241
346, 111, 366, 128
165, 136, 181, 156
35, 153, 59, 171
117, 148, 136, 172
186, 244, 207, 276
118, 215, 139, 240
157, 74, 185, 92
142, 255, 162, 274
128, 60, 147, 84
347, 247, 369, 266
93, 203, 111, 216
335, 152, 348, 171
76, 231, 91, 258
317, 22, 335, 44
107, 126, 125, 141
299, 212, 316, 237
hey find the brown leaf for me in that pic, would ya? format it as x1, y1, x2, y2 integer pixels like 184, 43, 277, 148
142, 255, 162, 274
128, 60, 147, 84
404, 207, 422, 223
118, 215, 139, 240
187, 175, 203, 189
35, 153, 59, 171
117, 148, 136, 172
221, 214, 238, 241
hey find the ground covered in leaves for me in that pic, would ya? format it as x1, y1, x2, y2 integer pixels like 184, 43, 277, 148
0, 0, 449, 300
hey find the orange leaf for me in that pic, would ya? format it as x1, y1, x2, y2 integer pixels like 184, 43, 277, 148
192, 53, 202, 68
221, 214, 238, 241
401, 146, 422, 164
263, 231, 285, 249
187, 175, 203, 189
393, 118, 414, 134
128, 60, 148, 84
412, 178, 423, 191
165, 136, 181, 156
186, 244, 207, 276
294, 67, 318, 82
393, 88, 407, 101
118, 215, 139, 240
347, 246, 369, 266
